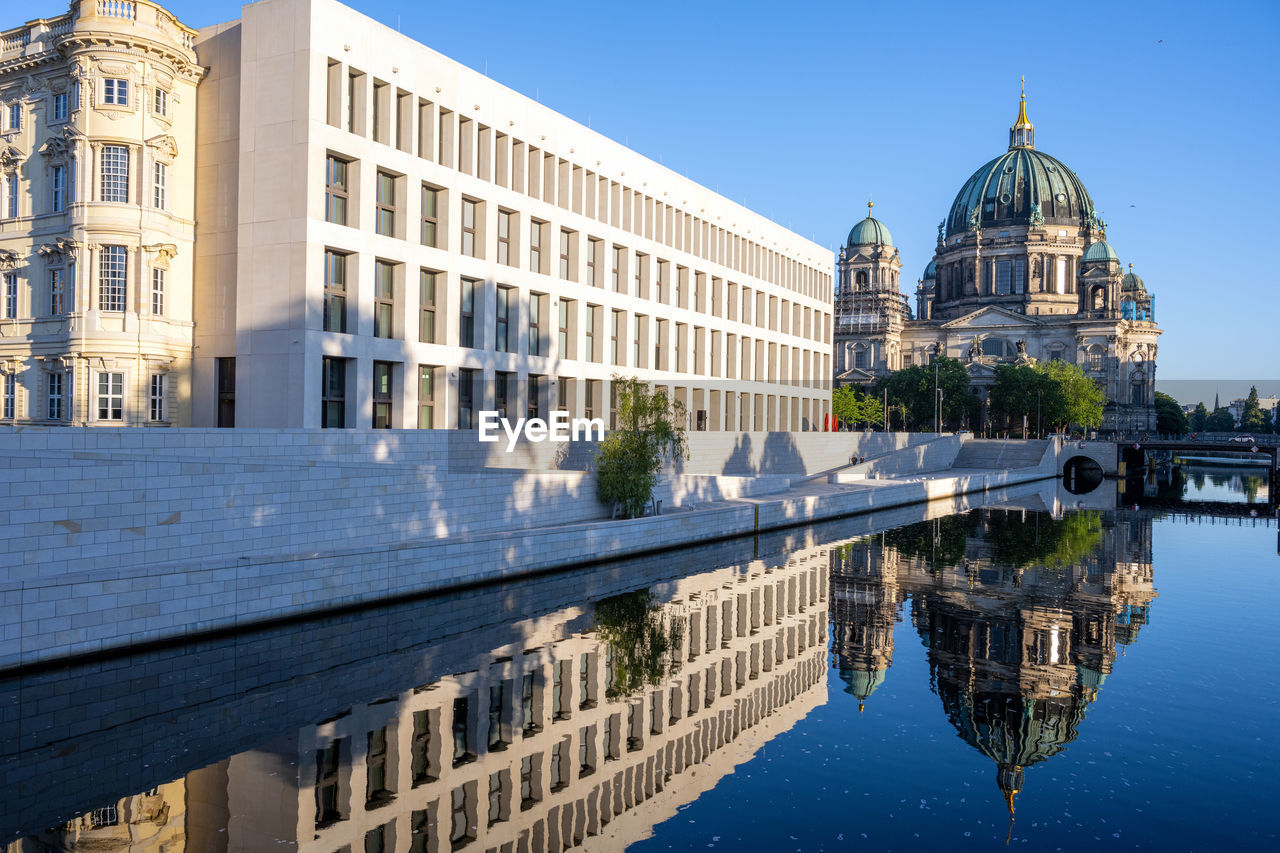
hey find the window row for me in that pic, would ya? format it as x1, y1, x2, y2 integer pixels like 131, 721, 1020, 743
0, 368, 168, 423
322, 172, 830, 340
322, 60, 831, 302
0, 153, 171, 221
0, 252, 168, 316
1, 78, 171, 137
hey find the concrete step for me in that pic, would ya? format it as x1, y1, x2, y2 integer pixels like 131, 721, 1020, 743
951, 440, 1048, 470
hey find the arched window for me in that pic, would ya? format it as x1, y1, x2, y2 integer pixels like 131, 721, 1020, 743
1091, 287, 1105, 311
855, 271, 867, 286
854, 345, 870, 369
1087, 345, 1104, 371
981, 338, 1007, 357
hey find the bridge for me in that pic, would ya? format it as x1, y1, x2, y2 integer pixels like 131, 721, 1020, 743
1052, 437, 1280, 497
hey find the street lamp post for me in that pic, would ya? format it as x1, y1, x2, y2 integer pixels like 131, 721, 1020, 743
1037, 389, 1042, 438
934, 363, 940, 434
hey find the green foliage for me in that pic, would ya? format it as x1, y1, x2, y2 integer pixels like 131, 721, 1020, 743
987, 360, 1103, 433
595, 377, 689, 519
983, 510, 1104, 570
831, 384, 883, 429
594, 590, 684, 700
1190, 402, 1208, 432
881, 513, 977, 569
1154, 391, 1189, 435
1205, 407, 1236, 432
870, 357, 978, 431
1239, 386, 1268, 433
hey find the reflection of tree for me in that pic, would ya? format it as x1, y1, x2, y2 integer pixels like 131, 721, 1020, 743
594, 590, 684, 700
983, 511, 1104, 570
881, 514, 977, 570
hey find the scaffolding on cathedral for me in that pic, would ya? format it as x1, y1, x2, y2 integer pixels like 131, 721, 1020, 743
833, 283, 912, 337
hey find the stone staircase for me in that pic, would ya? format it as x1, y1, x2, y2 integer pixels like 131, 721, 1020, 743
950, 439, 1049, 470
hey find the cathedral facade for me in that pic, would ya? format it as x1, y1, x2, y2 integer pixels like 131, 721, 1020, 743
833, 92, 1161, 433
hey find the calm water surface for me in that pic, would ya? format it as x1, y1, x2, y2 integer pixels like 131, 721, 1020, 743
3, 470, 1276, 851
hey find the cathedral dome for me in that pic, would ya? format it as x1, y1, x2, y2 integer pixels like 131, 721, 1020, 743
1082, 240, 1118, 264
847, 201, 893, 248
1121, 264, 1146, 291
944, 95, 1094, 238
923, 260, 937, 281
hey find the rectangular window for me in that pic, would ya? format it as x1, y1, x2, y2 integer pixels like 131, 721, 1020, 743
322, 356, 346, 428
527, 375, 542, 421
374, 260, 394, 338
51, 165, 66, 212
452, 697, 474, 765
98, 245, 126, 311
495, 371, 511, 420
103, 78, 128, 106
315, 741, 343, 827
497, 210, 513, 265
96, 372, 123, 421
4, 176, 14, 219
2, 273, 15, 319
458, 368, 475, 429
1, 374, 12, 420
153, 88, 168, 117
53, 92, 68, 121
1014, 258, 1026, 293
323, 250, 347, 333
375, 171, 396, 237
152, 162, 167, 209
50, 268, 65, 315
529, 220, 543, 272
495, 286, 511, 353
47, 372, 64, 420
461, 198, 478, 257
584, 305, 597, 362
610, 309, 621, 365
325, 155, 349, 225
633, 315, 642, 366
611, 246, 621, 291
149, 374, 165, 421
419, 269, 437, 343
372, 361, 393, 428
367, 727, 392, 805
417, 365, 436, 428
150, 268, 165, 316
995, 259, 1012, 295
586, 238, 598, 286
528, 293, 542, 357
6, 104, 18, 131
420, 185, 439, 247
100, 145, 129, 203
559, 229, 572, 280
459, 278, 475, 348
558, 299, 571, 358
216, 357, 235, 428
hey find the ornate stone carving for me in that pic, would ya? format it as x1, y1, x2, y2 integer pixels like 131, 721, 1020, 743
146, 134, 178, 162
0, 249, 20, 270
0, 145, 25, 171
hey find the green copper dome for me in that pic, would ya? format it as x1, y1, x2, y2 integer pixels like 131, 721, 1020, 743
1082, 240, 1118, 264
923, 260, 937, 281
945, 147, 1094, 238
1121, 266, 1146, 291
847, 201, 893, 248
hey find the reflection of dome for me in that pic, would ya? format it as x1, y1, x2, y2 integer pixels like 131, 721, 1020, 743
1114, 604, 1151, 645
1075, 665, 1108, 694
839, 667, 887, 713
847, 201, 894, 248
944, 96, 1094, 237
1082, 240, 1118, 264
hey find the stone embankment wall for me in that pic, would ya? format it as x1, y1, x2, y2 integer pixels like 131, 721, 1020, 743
0, 428, 1052, 669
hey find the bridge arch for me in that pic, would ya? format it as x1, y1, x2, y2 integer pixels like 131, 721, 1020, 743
1063, 455, 1105, 494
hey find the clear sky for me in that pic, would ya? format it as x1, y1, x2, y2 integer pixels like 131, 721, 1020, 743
142, 0, 1278, 378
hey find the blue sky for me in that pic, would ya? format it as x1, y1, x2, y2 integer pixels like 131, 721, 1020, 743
151, 0, 1277, 379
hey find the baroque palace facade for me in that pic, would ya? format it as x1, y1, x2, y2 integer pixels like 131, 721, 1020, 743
833, 91, 1161, 432
0, 0, 833, 429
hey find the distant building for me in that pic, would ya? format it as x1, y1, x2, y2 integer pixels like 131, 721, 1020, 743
833, 90, 1162, 432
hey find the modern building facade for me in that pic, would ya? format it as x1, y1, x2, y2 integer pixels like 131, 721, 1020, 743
834, 92, 1162, 432
192, 0, 832, 430
0, 0, 834, 430
0, 0, 201, 426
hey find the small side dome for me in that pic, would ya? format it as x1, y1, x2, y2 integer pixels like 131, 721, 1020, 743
1081, 240, 1118, 264
923, 260, 937, 281
847, 200, 893, 248
1121, 263, 1145, 291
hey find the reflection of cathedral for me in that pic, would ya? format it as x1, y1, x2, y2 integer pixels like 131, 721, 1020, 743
829, 508, 1156, 819
15, 553, 829, 852
833, 89, 1162, 431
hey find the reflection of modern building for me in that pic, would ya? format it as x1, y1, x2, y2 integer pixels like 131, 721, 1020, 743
833, 91, 1163, 432
15, 549, 828, 851
829, 508, 1156, 818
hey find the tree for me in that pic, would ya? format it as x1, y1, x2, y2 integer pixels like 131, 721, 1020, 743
1190, 402, 1208, 432
595, 377, 688, 519
1035, 359, 1104, 431
831, 384, 883, 430
1205, 407, 1236, 432
1154, 391, 1189, 435
988, 364, 1040, 433
1239, 386, 1268, 433
594, 590, 684, 699
873, 357, 978, 431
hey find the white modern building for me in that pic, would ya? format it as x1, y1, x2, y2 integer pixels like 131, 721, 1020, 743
192, 0, 833, 430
